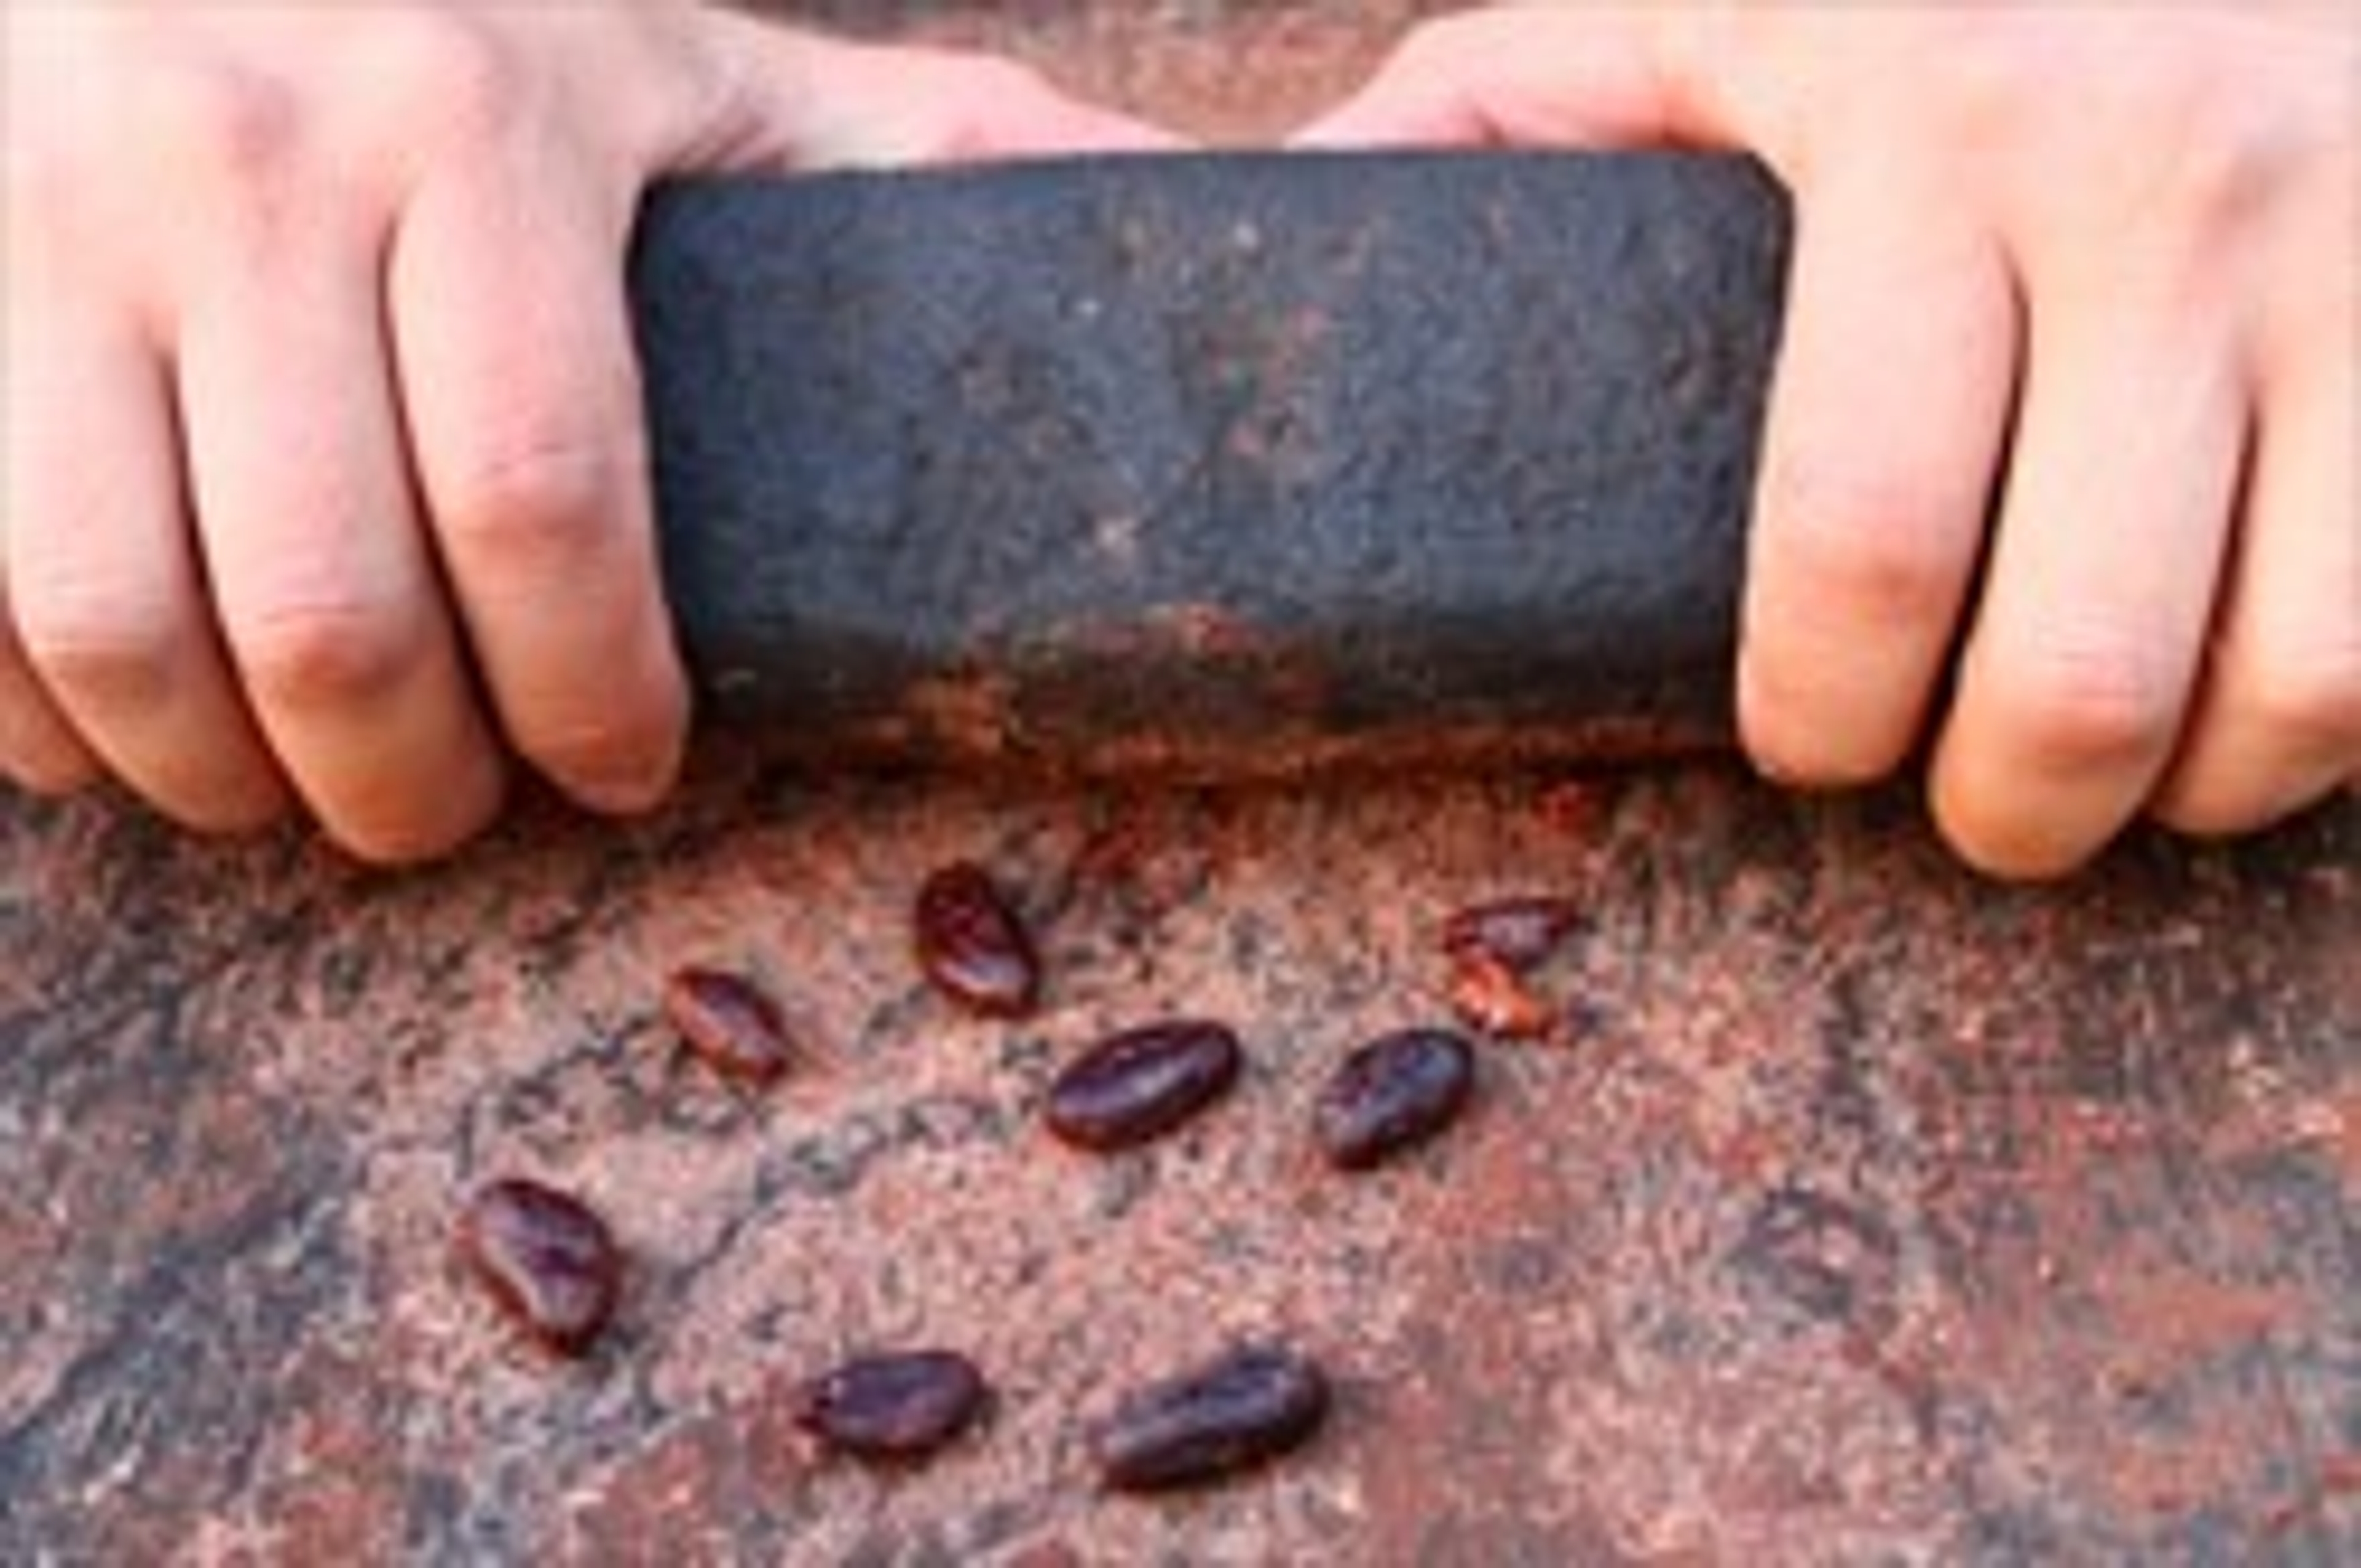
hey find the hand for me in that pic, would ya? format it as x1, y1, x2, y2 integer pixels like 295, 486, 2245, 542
1304, 4, 2359, 878
2, 2, 1165, 863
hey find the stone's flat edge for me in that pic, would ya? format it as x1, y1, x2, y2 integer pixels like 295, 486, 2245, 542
631, 151, 1793, 777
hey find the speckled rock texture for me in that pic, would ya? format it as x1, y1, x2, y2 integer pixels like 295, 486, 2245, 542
635, 153, 1787, 774
2, 4, 2356, 1564
4, 762, 2354, 1564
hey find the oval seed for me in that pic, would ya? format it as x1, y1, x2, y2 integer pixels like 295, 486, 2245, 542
457, 1178, 623, 1358
792, 1350, 991, 1463
915, 862, 1041, 1018
1315, 1028, 1477, 1171
664, 966, 794, 1086
1095, 1345, 1332, 1492
1045, 1019, 1243, 1151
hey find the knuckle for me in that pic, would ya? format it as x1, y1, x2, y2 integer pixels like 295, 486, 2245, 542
235, 595, 432, 715
14, 586, 186, 716
1982, 625, 2185, 770
373, 13, 526, 152
140, 55, 307, 190
1762, 456, 1968, 625
438, 424, 639, 576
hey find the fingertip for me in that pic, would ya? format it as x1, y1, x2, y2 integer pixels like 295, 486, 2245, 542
320, 744, 508, 868
1, 737, 105, 799
544, 697, 690, 820
1736, 645, 1916, 791
1928, 766, 2110, 884
0, 655, 106, 796
117, 751, 298, 839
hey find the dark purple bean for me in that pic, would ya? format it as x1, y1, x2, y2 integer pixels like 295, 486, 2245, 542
663, 966, 794, 1086
1045, 1020, 1241, 1151
1094, 1345, 1331, 1492
457, 1178, 623, 1358
915, 862, 1040, 1019
1441, 896, 1581, 973
792, 1350, 991, 1463
1315, 1028, 1477, 1171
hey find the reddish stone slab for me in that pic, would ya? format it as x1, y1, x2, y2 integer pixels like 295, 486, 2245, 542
2, 761, 2354, 1563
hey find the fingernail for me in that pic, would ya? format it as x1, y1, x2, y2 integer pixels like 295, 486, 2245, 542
572, 748, 681, 817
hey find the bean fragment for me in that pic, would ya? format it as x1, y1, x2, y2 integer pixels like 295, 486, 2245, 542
1095, 1345, 1331, 1492
1446, 952, 1555, 1040
1442, 895, 1581, 972
663, 966, 794, 1086
915, 862, 1041, 1018
1045, 1019, 1242, 1151
792, 1350, 991, 1463
456, 1178, 623, 1358
1315, 1028, 1477, 1171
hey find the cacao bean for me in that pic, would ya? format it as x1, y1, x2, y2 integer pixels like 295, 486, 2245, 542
915, 862, 1041, 1018
664, 965, 794, 1086
1095, 1344, 1331, 1492
793, 1350, 991, 1463
1045, 1019, 1242, 1151
456, 1178, 623, 1358
1315, 1028, 1477, 1171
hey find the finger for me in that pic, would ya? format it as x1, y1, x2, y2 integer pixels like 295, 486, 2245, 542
690, 15, 1183, 168
391, 148, 685, 815
177, 217, 506, 864
1739, 168, 2018, 785
0, 588, 98, 796
6, 296, 289, 830
1, 172, 106, 795
1293, 6, 1710, 149
2151, 339, 2360, 833
0, 452, 101, 796
1931, 279, 2249, 879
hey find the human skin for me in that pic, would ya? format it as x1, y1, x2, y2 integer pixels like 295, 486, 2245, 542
0, 1, 1166, 863
1304, 1, 2359, 879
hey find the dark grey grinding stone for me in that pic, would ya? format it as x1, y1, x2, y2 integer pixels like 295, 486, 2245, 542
629, 151, 1792, 779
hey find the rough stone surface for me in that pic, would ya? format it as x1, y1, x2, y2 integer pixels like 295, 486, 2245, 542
766, 0, 1458, 145
4, 762, 2354, 1563
4, 4, 2357, 1565
635, 152, 1788, 776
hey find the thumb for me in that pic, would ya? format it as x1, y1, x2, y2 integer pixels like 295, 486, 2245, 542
1295, 7, 1730, 151
689, 13, 1183, 170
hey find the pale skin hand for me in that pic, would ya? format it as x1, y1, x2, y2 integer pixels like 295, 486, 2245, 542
1, 2, 1165, 863
1305, 2, 2359, 879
